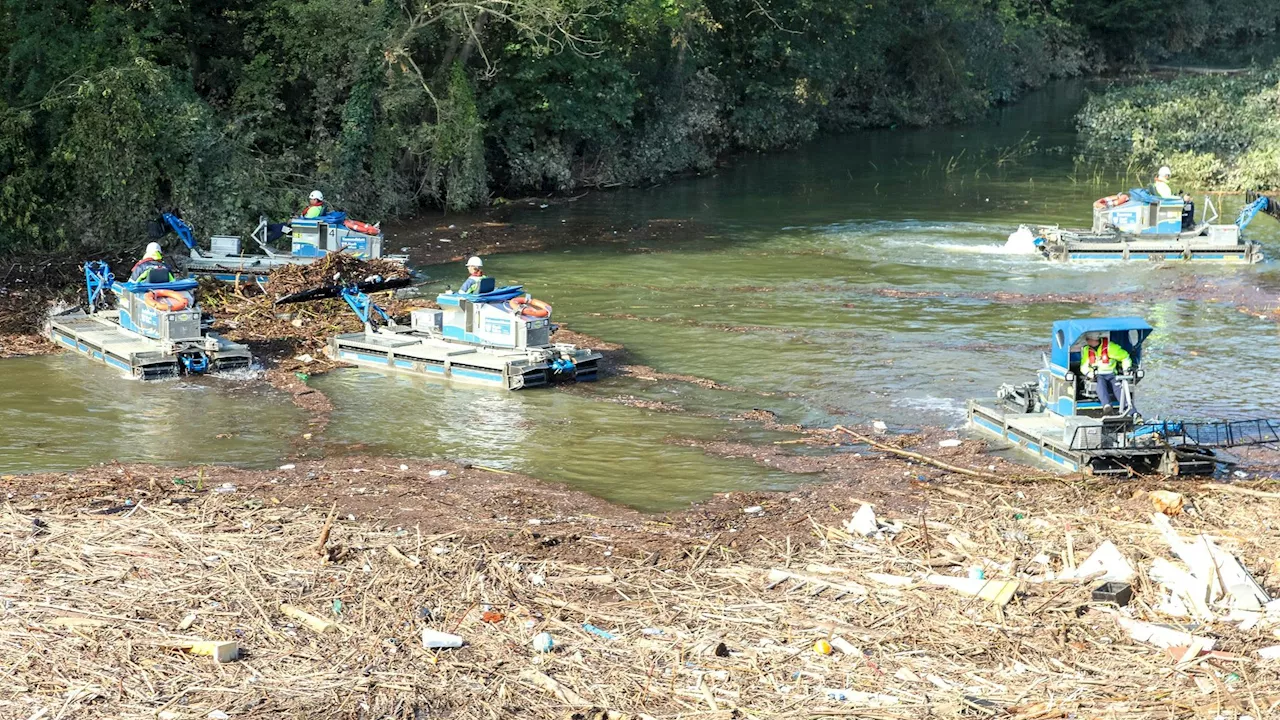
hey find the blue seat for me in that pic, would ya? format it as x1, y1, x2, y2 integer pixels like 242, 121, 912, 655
475, 277, 496, 294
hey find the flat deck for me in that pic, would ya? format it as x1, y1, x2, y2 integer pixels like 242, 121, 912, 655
967, 403, 1082, 472
49, 312, 163, 373
331, 330, 601, 389
49, 310, 252, 379
967, 401, 1221, 476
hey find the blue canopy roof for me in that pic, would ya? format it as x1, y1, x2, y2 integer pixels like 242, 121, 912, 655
292, 211, 348, 225
1050, 317, 1153, 369
116, 278, 200, 293
437, 285, 525, 307
474, 285, 524, 302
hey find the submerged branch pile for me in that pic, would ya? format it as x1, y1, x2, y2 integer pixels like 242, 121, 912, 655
5, 462, 1280, 718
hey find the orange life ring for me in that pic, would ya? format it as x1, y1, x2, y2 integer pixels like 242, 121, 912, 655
510, 296, 551, 318
1093, 193, 1129, 210
143, 289, 190, 312
343, 219, 380, 235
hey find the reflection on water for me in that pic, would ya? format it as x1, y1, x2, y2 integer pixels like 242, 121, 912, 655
0, 355, 303, 473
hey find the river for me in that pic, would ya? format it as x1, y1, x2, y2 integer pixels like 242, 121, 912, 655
4, 80, 1279, 509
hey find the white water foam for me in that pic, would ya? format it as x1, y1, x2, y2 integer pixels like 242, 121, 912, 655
1003, 225, 1041, 254
922, 225, 1041, 256
894, 395, 968, 419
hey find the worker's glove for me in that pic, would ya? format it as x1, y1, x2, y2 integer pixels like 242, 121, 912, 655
1083, 370, 1095, 381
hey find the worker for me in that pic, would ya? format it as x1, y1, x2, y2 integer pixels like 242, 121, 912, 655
1153, 166, 1175, 199
1080, 332, 1133, 415
459, 256, 488, 294
266, 189, 326, 242
130, 242, 175, 283
302, 190, 329, 219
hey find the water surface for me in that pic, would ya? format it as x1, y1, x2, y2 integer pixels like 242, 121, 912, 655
5, 79, 1279, 508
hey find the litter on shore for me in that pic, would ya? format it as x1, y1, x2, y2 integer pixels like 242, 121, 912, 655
5, 465, 1280, 719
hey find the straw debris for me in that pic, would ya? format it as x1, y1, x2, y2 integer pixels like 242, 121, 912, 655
5, 471, 1280, 718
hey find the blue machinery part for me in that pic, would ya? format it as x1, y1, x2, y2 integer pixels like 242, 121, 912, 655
341, 286, 391, 326
84, 261, 114, 313
1236, 195, 1270, 231
550, 357, 576, 375
163, 212, 199, 251
180, 353, 210, 374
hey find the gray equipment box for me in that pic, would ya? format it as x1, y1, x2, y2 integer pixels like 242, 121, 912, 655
122, 292, 201, 341
411, 309, 443, 332
210, 236, 242, 256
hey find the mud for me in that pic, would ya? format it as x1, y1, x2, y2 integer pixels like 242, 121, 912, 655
11, 422, 1274, 564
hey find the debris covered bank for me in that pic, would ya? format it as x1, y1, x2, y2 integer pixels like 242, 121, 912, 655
5, 453, 1280, 719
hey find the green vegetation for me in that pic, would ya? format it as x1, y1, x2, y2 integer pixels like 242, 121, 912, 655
2, 0, 1279, 253
1078, 63, 1280, 191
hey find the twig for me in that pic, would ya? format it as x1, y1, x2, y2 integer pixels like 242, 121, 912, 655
314, 502, 337, 557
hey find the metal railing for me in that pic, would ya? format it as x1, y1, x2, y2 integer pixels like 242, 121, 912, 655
1068, 423, 1129, 452
1069, 418, 1280, 452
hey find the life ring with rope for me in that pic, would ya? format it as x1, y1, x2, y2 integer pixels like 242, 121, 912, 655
509, 296, 551, 318
1093, 193, 1129, 210
343, 219, 380, 235
143, 289, 191, 312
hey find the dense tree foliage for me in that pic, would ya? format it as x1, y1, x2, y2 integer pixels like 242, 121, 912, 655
1078, 62, 1280, 191
1, 0, 1278, 252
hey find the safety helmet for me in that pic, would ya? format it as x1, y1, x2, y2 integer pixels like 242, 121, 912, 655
144, 242, 163, 260
1084, 332, 1101, 342
309, 190, 324, 202
466, 256, 483, 268
1157, 166, 1172, 179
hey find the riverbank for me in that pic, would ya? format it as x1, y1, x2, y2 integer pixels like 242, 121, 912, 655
6, 438, 1280, 718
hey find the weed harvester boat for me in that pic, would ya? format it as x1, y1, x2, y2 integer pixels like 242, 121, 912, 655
276, 277, 601, 390
966, 317, 1279, 475
162, 212, 407, 284
46, 261, 252, 379
1009, 191, 1272, 263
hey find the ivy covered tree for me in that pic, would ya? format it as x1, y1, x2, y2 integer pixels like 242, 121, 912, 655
1, 0, 1278, 254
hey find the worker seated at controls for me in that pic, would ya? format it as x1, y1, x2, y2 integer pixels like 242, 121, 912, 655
459, 256, 494, 294
130, 242, 176, 283
1079, 331, 1132, 416
1152, 166, 1176, 199
267, 189, 329, 243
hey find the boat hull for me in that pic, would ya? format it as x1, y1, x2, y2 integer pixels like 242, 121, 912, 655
328, 329, 601, 390
47, 310, 252, 380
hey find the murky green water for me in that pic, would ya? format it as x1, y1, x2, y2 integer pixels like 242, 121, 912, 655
5, 79, 1280, 507
0, 355, 303, 474
312, 371, 802, 511
368, 79, 1280, 428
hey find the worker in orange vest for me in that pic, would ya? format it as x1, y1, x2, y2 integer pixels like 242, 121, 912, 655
1080, 332, 1133, 415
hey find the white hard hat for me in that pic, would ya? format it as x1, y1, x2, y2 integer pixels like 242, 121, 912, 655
144, 242, 163, 259
1084, 332, 1101, 342
1157, 166, 1171, 178
466, 256, 483, 268
309, 190, 324, 201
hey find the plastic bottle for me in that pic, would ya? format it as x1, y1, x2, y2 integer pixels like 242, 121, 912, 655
421, 628, 464, 649
533, 632, 555, 652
